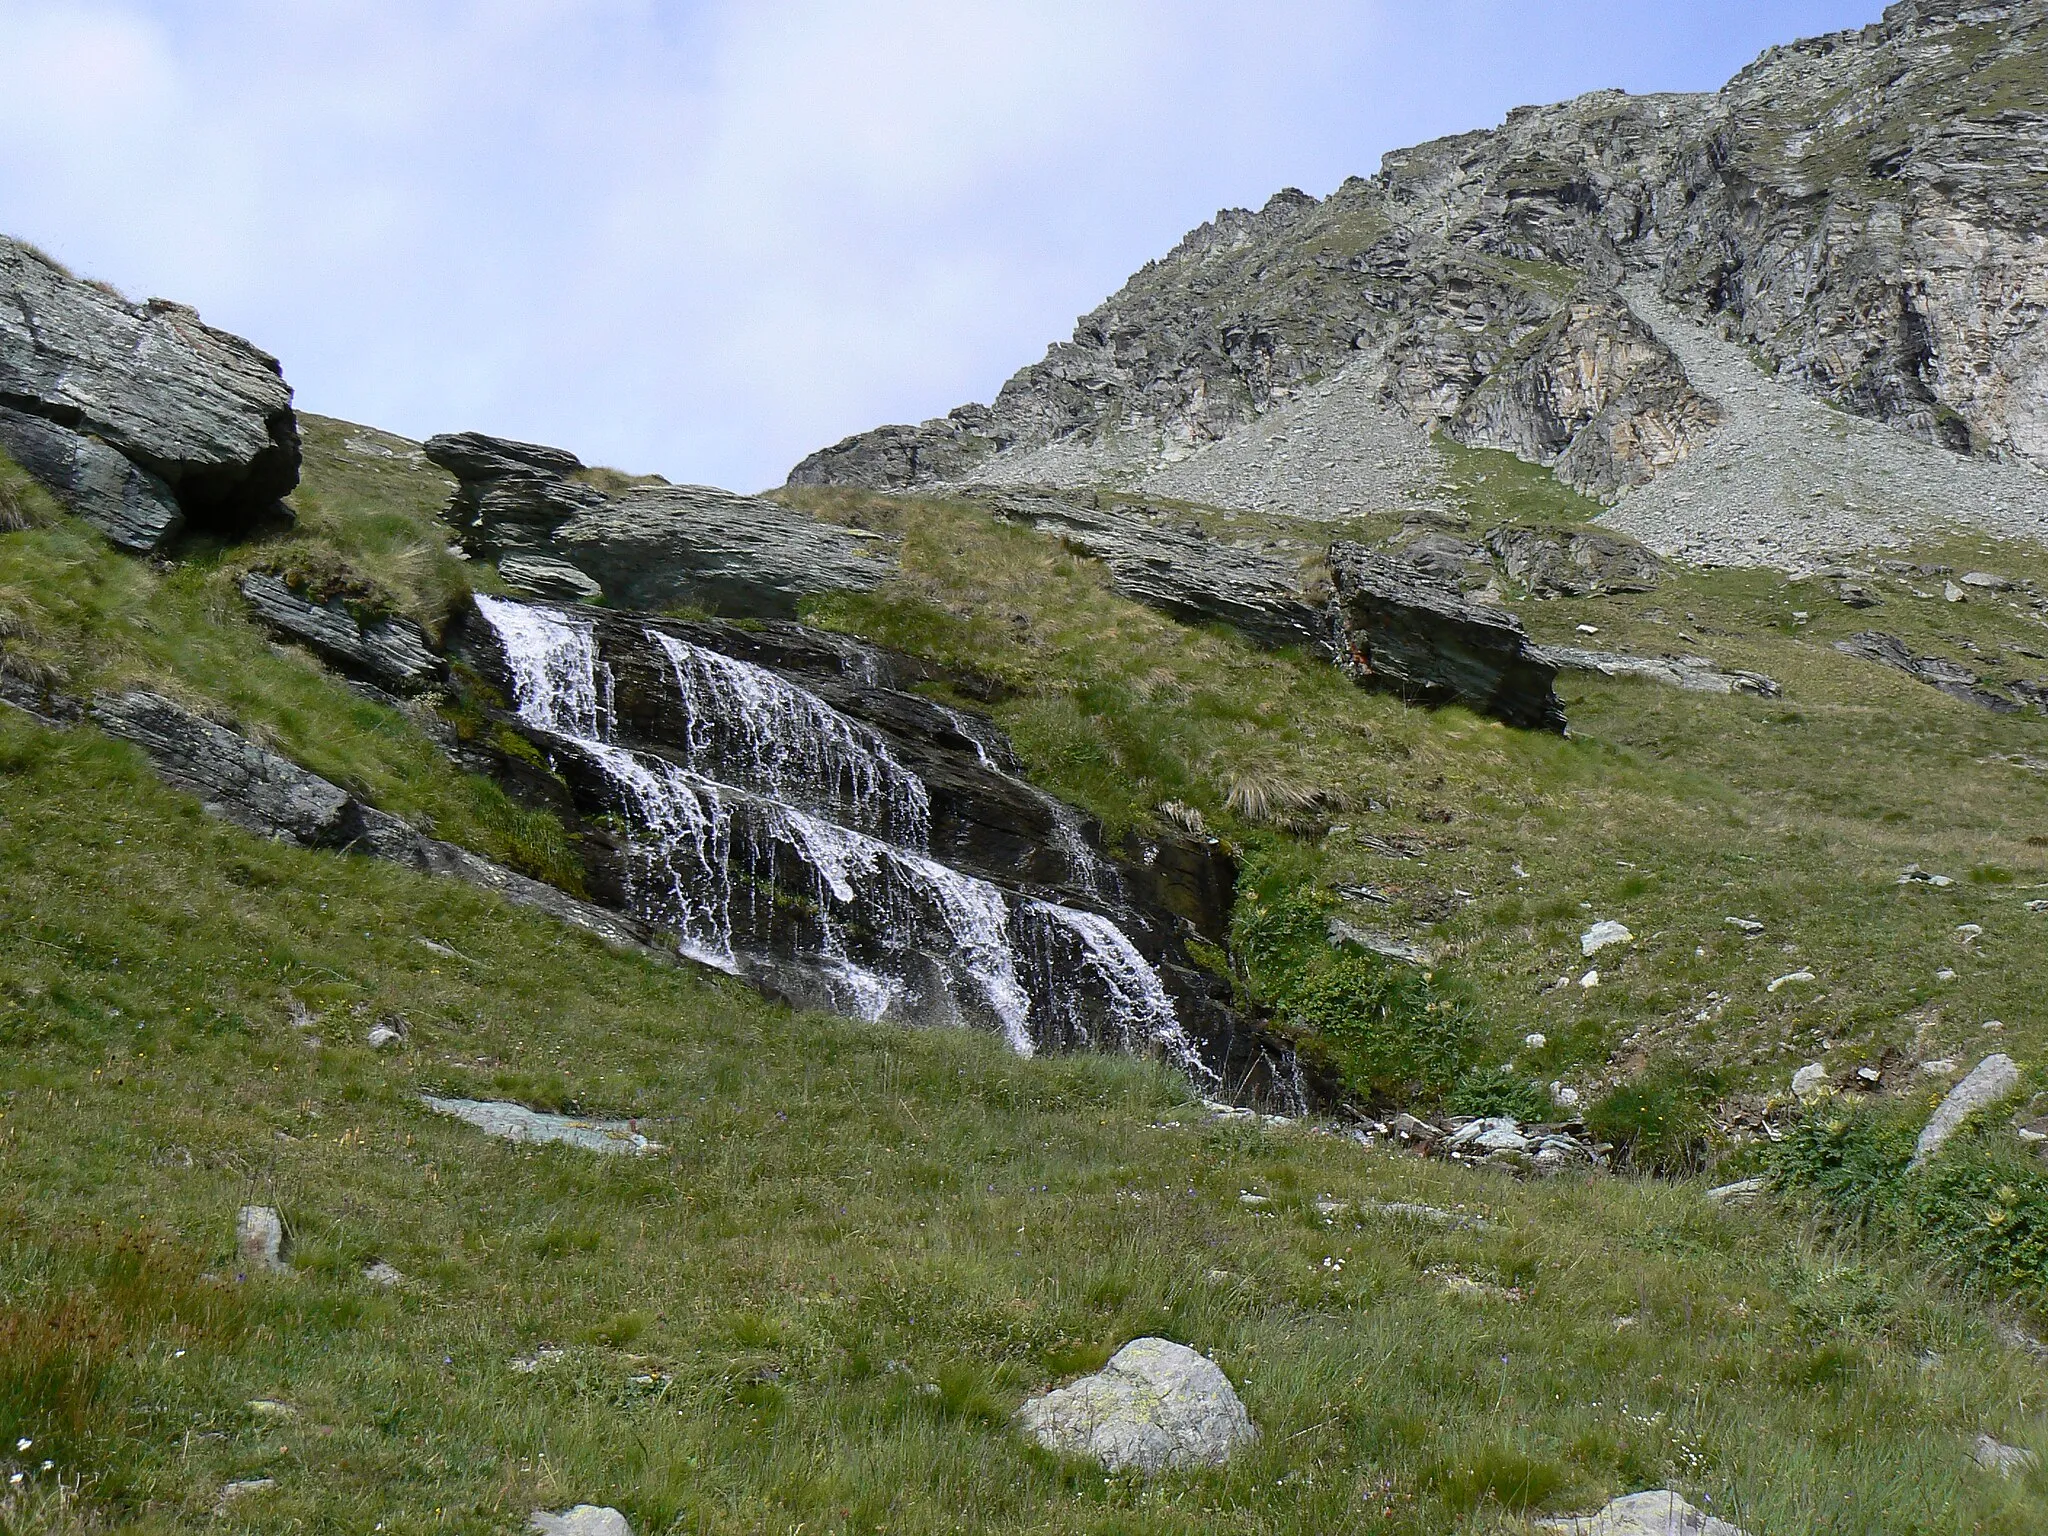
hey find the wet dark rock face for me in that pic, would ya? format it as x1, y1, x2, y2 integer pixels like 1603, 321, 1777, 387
1325, 544, 1567, 732
0, 236, 299, 551
442, 596, 1310, 1111
423, 431, 896, 619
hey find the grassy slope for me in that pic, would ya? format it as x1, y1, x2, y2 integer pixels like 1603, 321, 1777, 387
787, 459, 2048, 1115
2, 426, 2048, 1530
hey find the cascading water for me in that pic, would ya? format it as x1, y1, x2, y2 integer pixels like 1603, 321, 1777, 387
1020, 901, 1217, 1088
473, 595, 1149, 1062
651, 631, 929, 846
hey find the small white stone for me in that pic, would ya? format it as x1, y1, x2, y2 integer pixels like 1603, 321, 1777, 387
1551, 1083, 1581, 1109
1767, 969, 1817, 993
1524, 1032, 1548, 1049
1540, 1488, 1752, 1535
1936, 968, 1959, 982
1581, 919, 1633, 957
237, 1206, 287, 1273
1792, 1063, 1831, 1101
364, 1260, 404, 1287
1578, 969, 1600, 989
1972, 1434, 2038, 1477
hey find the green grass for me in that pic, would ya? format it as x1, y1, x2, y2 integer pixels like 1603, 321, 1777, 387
782, 476, 2048, 1120
6, 419, 2048, 1528
0, 437, 577, 885
4, 712, 2048, 1533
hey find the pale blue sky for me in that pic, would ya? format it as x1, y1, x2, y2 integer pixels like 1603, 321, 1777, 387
0, 1, 1884, 490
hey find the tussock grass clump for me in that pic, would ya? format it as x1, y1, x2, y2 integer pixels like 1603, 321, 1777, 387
1588, 1060, 1723, 1176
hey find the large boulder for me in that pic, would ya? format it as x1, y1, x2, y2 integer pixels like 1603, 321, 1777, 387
1326, 542, 1566, 731
0, 235, 299, 550
423, 431, 896, 619
1013, 1338, 1256, 1473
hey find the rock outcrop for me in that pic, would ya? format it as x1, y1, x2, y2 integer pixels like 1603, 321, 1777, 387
1013, 1338, 1257, 1473
1449, 294, 1722, 498
239, 572, 444, 695
1541, 647, 1780, 697
424, 431, 895, 618
0, 235, 299, 551
1326, 544, 1567, 731
961, 487, 1326, 650
789, 3, 2048, 547
1834, 631, 2035, 713
1484, 524, 1659, 597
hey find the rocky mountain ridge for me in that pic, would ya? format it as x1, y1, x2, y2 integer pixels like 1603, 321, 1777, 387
790, 0, 2048, 560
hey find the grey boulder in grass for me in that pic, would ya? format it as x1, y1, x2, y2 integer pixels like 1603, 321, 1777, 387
1541, 1490, 1752, 1535
1911, 1054, 2022, 1170
1014, 1337, 1256, 1473
529, 1508, 633, 1536
0, 234, 299, 550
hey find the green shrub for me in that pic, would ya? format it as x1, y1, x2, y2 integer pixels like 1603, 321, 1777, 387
1913, 1152, 2048, 1293
1772, 1100, 2048, 1302
1286, 954, 1476, 1105
1770, 1102, 1915, 1230
1587, 1060, 1722, 1175
1446, 1067, 1552, 1122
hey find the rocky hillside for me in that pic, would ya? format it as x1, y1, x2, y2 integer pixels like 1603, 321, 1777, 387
790, 0, 2048, 560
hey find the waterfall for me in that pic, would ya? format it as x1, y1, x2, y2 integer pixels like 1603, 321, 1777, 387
472, 595, 1193, 1074
651, 630, 929, 846
476, 595, 611, 738
1022, 900, 1217, 1087
1041, 793, 1115, 899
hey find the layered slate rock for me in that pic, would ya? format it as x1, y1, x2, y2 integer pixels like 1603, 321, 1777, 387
963, 487, 1325, 650
1014, 1338, 1257, 1474
1326, 543, 1567, 731
88, 688, 658, 958
239, 572, 444, 694
0, 403, 185, 551
1541, 646, 1780, 697
0, 235, 299, 550
1834, 631, 2029, 713
423, 431, 895, 618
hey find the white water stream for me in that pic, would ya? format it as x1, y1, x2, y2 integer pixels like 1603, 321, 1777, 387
474, 595, 1200, 1071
